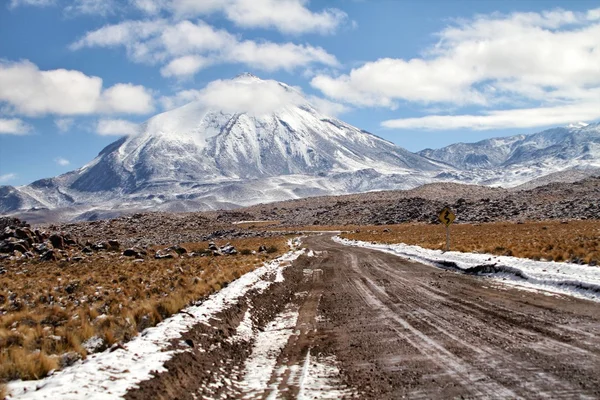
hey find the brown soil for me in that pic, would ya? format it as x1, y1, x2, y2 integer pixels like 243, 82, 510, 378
125, 234, 600, 399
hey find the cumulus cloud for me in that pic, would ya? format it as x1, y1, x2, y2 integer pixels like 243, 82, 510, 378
382, 102, 600, 130
71, 19, 338, 78
54, 118, 74, 132
132, 0, 347, 35
54, 157, 70, 166
0, 173, 17, 183
0, 118, 31, 135
160, 55, 211, 77
159, 76, 349, 116
311, 8, 600, 130
0, 60, 154, 116
96, 119, 139, 136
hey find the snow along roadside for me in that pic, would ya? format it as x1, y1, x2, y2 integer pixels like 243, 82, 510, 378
334, 236, 600, 302
7, 239, 306, 400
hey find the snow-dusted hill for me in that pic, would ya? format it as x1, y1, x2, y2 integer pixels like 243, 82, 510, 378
420, 122, 600, 186
0, 74, 445, 219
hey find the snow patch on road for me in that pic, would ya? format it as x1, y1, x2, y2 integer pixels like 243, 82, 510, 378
335, 237, 600, 302
7, 247, 305, 400
240, 305, 300, 397
298, 350, 354, 399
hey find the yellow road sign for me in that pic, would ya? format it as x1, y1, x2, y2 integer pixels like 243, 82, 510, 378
439, 207, 456, 226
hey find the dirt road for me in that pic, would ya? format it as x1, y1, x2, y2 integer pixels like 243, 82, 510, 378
126, 234, 600, 399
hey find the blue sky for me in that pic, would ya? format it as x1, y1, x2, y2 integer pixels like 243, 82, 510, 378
1, 0, 600, 186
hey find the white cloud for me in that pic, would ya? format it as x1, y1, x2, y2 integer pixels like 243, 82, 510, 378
71, 19, 338, 76
100, 83, 154, 114
54, 157, 70, 166
225, 41, 338, 71
159, 76, 349, 116
9, 0, 54, 8
306, 96, 350, 117
64, 0, 117, 16
54, 118, 74, 132
160, 55, 211, 77
218, 0, 347, 35
0, 173, 17, 183
96, 119, 139, 136
0, 60, 154, 116
133, 0, 347, 35
192, 78, 306, 115
159, 89, 203, 110
312, 8, 600, 130
0, 118, 31, 135
382, 102, 600, 130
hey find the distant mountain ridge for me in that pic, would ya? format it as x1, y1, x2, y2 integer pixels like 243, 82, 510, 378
421, 122, 600, 186
1, 74, 599, 222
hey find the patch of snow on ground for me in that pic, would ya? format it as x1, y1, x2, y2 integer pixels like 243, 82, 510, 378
335, 237, 600, 302
7, 247, 305, 400
240, 305, 300, 397
298, 350, 355, 399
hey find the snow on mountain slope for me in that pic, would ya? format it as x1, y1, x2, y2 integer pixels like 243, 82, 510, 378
0, 74, 445, 220
420, 122, 600, 186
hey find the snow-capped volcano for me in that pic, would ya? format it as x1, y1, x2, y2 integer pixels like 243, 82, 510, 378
0, 75, 444, 220
3, 74, 599, 222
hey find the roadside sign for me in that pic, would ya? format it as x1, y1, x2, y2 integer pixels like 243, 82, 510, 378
438, 207, 456, 227
438, 207, 456, 252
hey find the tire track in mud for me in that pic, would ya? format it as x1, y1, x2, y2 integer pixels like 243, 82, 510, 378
309, 234, 600, 399
126, 235, 600, 399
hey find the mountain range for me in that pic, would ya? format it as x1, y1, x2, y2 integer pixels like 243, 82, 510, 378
1, 74, 599, 222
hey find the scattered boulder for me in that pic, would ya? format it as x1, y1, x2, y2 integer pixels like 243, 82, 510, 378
123, 248, 146, 258
40, 249, 61, 261
258, 245, 267, 253
221, 243, 237, 255
49, 234, 65, 250
170, 245, 188, 255
59, 352, 82, 368
154, 250, 175, 259
108, 240, 120, 249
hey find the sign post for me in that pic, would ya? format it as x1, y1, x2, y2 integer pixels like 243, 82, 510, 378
438, 207, 456, 252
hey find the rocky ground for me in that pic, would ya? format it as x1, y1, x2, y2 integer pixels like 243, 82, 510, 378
2, 175, 599, 264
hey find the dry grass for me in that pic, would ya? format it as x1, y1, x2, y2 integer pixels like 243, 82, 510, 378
0, 384, 6, 399
0, 235, 290, 382
341, 220, 600, 264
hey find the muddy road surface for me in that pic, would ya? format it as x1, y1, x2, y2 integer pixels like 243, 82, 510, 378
127, 234, 600, 399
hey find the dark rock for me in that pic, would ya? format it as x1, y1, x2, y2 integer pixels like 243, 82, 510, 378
170, 245, 188, 255
258, 245, 267, 253
108, 239, 120, 249
123, 248, 146, 258
82, 247, 93, 254
10, 241, 29, 254
65, 282, 79, 294
59, 352, 82, 368
40, 249, 61, 261
49, 234, 65, 250
14, 227, 34, 241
